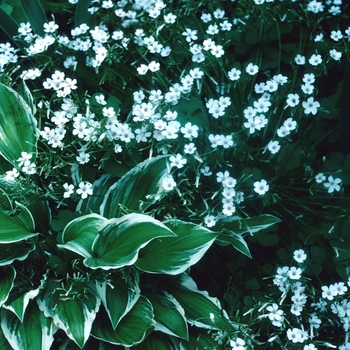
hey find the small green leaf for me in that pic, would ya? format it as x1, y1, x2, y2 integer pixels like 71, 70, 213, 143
84, 214, 176, 270
0, 266, 16, 307
136, 221, 218, 275
1, 302, 55, 350
95, 272, 140, 329
216, 230, 252, 258
74, 0, 93, 27
58, 214, 107, 259
0, 83, 38, 166
217, 214, 281, 235
92, 296, 155, 346
100, 156, 169, 218
143, 292, 188, 340
168, 275, 231, 330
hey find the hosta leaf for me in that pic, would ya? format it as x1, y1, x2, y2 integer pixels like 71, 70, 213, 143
0, 326, 12, 350
0, 188, 13, 214
95, 271, 140, 329
0, 243, 35, 266
0, 266, 15, 307
168, 275, 231, 330
1, 302, 55, 350
58, 214, 107, 259
76, 174, 117, 215
19, 0, 47, 37
143, 292, 188, 340
136, 221, 218, 275
100, 156, 169, 218
0, 83, 38, 166
216, 231, 252, 258
3, 286, 41, 322
38, 285, 101, 349
0, 210, 38, 243
181, 329, 221, 350
92, 296, 155, 346
14, 202, 35, 232
84, 214, 176, 270
133, 332, 182, 350
217, 214, 281, 235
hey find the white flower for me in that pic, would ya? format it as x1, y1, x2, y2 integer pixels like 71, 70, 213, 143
295, 54, 306, 65
302, 97, 320, 115
230, 337, 245, 349
287, 328, 303, 343
309, 53, 322, 66
330, 49, 342, 61
330, 30, 343, 41
246, 62, 259, 75
161, 175, 176, 191
293, 249, 307, 263
228, 67, 241, 81
315, 173, 326, 183
304, 344, 318, 350
169, 153, 187, 169
267, 140, 281, 154
204, 215, 217, 228
321, 284, 337, 300
323, 175, 342, 193
286, 93, 300, 108
253, 179, 269, 195
288, 266, 302, 279
63, 183, 74, 198
266, 303, 284, 327
5, 168, 20, 182
76, 181, 93, 199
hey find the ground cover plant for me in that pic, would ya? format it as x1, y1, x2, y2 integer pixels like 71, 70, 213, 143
0, 0, 350, 348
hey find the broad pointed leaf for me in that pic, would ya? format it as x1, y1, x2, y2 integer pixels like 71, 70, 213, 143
76, 174, 117, 215
14, 202, 35, 232
144, 292, 188, 340
95, 271, 140, 329
0, 188, 13, 214
58, 214, 107, 259
0, 243, 35, 266
133, 332, 182, 350
0, 266, 15, 307
0, 211, 38, 243
216, 230, 252, 258
0, 327, 12, 350
38, 285, 101, 349
19, 0, 47, 37
181, 329, 221, 350
136, 221, 218, 275
1, 302, 55, 350
84, 214, 176, 270
92, 296, 155, 346
3, 286, 41, 322
217, 214, 281, 235
0, 83, 38, 166
168, 275, 231, 330
100, 156, 169, 218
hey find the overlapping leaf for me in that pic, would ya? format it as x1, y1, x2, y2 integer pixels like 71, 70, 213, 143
1, 302, 55, 350
58, 214, 107, 259
91, 296, 155, 347
84, 214, 176, 270
0, 266, 15, 308
0, 83, 38, 166
38, 283, 101, 349
95, 272, 140, 329
136, 221, 218, 275
143, 292, 188, 340
167, 275, 231, 330
100, 156, 169, 218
